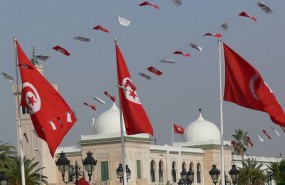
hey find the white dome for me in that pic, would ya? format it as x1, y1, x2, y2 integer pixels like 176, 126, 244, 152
183, 112, 220, 142
93, 103, 125, 134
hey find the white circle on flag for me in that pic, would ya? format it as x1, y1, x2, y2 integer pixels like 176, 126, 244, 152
122, 77, 141, 104
22, 82, 41, 114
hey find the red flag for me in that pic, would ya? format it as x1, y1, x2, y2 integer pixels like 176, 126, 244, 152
116, 42, 153, 135
139, 1, 160, 10
93, 25, 111, 33
239, 11, 257, 21
147, 66, 162, 76
173, 123, 184, 134
17, 40, 77, 156
173, 50, 190, 57
83, 102, 96, 111
223, 42, 285, 127
262, 129, 272, 139
76, 177, 90, 185
246, 136, 254, 147
104, 91, 116, 102
52, 45, 71, 56
203, 33, 222, 38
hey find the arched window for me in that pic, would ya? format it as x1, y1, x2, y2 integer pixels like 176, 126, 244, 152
190, 162, 194, 182
182, 162, 186, 170
150, 160, 156, 182
159, 161, 163, 182
171, 161, 177, 182
197, 163, 201, 183
190, 162, 194, 170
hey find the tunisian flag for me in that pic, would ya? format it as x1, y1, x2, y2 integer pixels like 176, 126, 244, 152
223, 42, 285, 127
115, 42, 153, 135
173, 123, 184, 134
16, 40, 77, 156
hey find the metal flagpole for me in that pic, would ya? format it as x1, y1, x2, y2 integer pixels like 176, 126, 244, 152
218, 38, 225, 185
14, 37, 26, 185
115, 38, 128, 185
171, 121, 174, 145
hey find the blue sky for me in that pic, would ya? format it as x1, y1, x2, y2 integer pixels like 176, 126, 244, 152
0, 0, 284, 157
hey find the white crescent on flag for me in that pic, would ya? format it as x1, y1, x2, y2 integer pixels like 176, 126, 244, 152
22, 82, 41, 114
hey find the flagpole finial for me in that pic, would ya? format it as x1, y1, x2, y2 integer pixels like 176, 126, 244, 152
114, 37, 118, 43
199, 108, 202, 113
13, 37, 17, 42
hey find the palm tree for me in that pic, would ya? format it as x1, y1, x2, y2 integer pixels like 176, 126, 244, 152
0, 141, 16, 167
237, 158, 266, 185
232, 129, 249, 165
1, 156, 48, 185
267, 159, 285, 184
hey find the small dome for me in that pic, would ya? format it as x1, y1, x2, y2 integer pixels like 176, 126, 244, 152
93, 103, 125, 134
183, 111, 220, 142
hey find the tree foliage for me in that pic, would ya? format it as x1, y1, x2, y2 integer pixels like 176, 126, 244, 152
232, 129, 249, 165
0, 140, 16, 167
0, 141, 48, 185
237, 158, 266, 185
268, 159, 285, 185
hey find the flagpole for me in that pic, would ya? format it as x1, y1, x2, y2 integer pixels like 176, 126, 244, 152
115, 38, 128, 185
14, 37, 26, 185
218, 38, 225, 185
171, 121, 173, 145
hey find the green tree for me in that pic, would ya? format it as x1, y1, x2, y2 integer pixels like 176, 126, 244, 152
268, 159, 285, 185
1, 156, 48, 185
232, 129, 249, 165
0, 141, 16, 167
237, 158, 266, 185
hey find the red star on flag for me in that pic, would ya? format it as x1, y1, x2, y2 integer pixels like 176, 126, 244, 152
28, 96, 36, 106
129, 90, 137, 99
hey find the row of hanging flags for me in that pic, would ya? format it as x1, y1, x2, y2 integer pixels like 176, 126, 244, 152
1, 1, 273, 87
42, 0, 272, 109
2, 1, 279, 156
173, 122, 285, 147
2, 1, 273, 93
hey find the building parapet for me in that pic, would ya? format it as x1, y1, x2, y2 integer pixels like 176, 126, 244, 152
150, 144, 203, 154
173, 139, 232, 147
232, 154, 281, 163
56, 146, 81, 154
81, 132, 150, 141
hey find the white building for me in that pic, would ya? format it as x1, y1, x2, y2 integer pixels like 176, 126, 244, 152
14, 62, 281, 185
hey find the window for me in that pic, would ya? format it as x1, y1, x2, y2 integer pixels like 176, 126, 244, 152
68, 165, 74, 182
190, 162, 194, 182
182, 162, 186, 170
190, 162, 193, 170
150, 160, 155, 182
137, 160, 142, 179
101, 161, 109, 181
172, 162, 176, 182
197, 163, 201, 183
159, 161, 163, 182
21, 106, 29, 115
